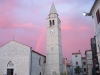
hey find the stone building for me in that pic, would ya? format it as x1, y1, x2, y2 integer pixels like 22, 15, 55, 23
85, 50, 93, 75
45, 3, 63, 75
88, 0, 100, 71
82, 57, 87, 75
0, 40, 46, 75
66, 60, 72, 75
0, 3, 67, 75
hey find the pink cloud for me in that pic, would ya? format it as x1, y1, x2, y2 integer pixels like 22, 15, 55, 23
79, 25, 93, 32
0, 0, 95, 60
62, 25, 73, 31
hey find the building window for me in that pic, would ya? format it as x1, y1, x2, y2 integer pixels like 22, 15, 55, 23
84, 68, 86, 72
7, 61, 14, 67
40, 72, 41, 75
76, 62, 78, 65
39, 57, 41, 66
96, 9, 100, 24
52, 20, 55, 25
83, 62, 86, 65
75, 55, 77, 57
51, 47, 53, 50
49, 20, 52, 27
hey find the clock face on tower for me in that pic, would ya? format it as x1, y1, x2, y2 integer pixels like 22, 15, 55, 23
50, 29, 54, 34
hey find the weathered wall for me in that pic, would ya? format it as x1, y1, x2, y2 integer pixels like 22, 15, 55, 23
0, 41, 31, 75
31, 51, 46, 75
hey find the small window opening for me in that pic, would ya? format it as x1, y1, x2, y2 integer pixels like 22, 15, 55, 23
7, 61, 14, 67
40, 72, 41, 75
52, 20, 55, 25
75, 55, 77, 57
39, 57, 41, 66
76, 61, 78, 65
51, 47, 53, 50
84, 68, 86, 72
83, 62, 86, 65
49, 20, 52, 27
96, 9, 100, 24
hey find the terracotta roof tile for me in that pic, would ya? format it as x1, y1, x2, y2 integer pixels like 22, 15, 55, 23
72, 53, 81, 55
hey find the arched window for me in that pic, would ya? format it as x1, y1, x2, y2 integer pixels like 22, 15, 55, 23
7, 61, 14, 67
39, 57, 41, 66
49, 20, 52, 27
52, 20, 55, 25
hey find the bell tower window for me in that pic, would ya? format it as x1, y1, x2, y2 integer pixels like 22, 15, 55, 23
52, 20, 55, 25
49, 20, 52, 27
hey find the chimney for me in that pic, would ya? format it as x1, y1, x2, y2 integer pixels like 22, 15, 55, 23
79, 50, 80, 53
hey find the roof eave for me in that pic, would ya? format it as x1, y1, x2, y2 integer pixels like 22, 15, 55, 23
89, 0, 98, 14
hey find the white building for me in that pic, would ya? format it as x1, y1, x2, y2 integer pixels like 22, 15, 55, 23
85, 50, 93, 75
88, 0, 100, 70
82, 57, 87, 75
72, 52, 83, 75
0, 3, 67, 75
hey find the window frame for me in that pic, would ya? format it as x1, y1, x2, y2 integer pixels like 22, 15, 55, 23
96, 9, 100, 24
52, 20, 55, 25
83, 62, 86, 65
76, 61, 78, 65
84, 68, 86, 72
49, 20, 52, 27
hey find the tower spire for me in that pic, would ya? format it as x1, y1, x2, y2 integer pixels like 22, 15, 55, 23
49, 3, 57, 15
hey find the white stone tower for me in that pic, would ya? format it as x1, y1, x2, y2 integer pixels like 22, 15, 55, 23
46, 3, 63, 75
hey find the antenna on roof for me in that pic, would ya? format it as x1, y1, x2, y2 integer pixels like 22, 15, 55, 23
79, 50, 80, 53
12, 36, 14, 41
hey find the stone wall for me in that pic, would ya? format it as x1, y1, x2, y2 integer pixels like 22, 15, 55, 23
0, 40, 31, 75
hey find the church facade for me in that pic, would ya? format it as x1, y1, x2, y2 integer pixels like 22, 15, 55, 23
0, 3, 66, 75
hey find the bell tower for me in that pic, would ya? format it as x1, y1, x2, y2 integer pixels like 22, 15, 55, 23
46, 3, 63, 75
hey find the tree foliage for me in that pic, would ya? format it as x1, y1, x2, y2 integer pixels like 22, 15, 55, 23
74, 66, 82, 75
60, 71, 66, 75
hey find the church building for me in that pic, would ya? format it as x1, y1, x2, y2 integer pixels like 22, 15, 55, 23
0, 3, 66, 75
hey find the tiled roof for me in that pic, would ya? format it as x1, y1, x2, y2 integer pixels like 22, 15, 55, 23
0, 40, 46, 57
72, 53, 81, 55
0, 40, 31, 48
82, 57, 86, 59
32, 50, 46, 57
85, 50, 91, 55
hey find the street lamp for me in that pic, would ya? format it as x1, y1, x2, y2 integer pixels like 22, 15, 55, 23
83, 12, 92, 16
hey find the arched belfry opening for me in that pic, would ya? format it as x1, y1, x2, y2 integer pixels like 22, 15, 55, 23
49, 20, 52, 27
52, 20, 55, 25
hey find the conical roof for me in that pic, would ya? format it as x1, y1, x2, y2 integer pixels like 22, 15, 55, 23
49, 3, 57, 14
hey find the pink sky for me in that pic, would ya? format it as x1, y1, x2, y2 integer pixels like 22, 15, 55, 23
0, 0, 95, 60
